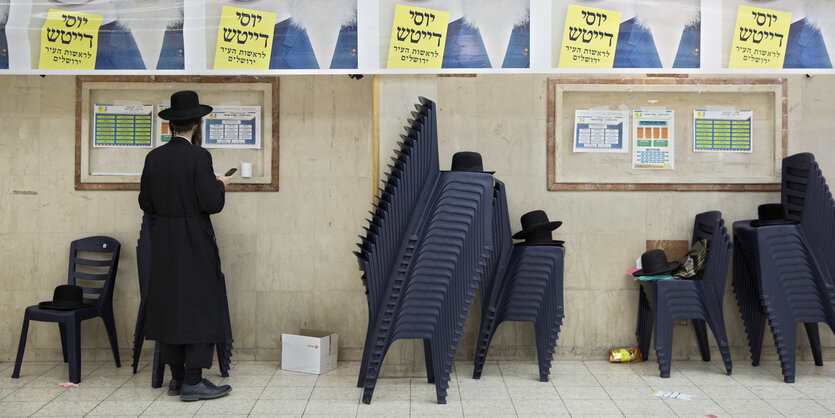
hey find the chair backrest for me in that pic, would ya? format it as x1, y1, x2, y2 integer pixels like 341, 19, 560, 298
693, 211, 731, 303
781, 152, 815, 222
67, 236, 121, 308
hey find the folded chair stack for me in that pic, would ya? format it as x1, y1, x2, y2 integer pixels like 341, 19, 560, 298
732, 152, 835, 383
354, 97, 494, 404
473, 201, 565, 382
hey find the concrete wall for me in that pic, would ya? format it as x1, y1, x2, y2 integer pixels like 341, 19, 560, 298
0, 74, 833, 376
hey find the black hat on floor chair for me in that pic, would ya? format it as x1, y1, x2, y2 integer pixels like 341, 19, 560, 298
632, 249, 680, 277
512, 210, 564, 246
39, 285, 93, 310
450, 152, 495, 174
750, 203, 796, 227
158, 90, 213, 121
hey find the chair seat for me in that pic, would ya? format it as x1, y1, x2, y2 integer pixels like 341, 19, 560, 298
25, 305, 100, 320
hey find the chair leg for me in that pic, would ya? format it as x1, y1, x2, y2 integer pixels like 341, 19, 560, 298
101, 311, 121, 367
11, 312, 31, 379
804, 323, 823, 367
67, 321, 81, 384
636, 289, 653, 361
151, 341, 164, 388
59, 323, 68, 363
654, 311, 674, 378
692, 319, 711, 362
706, 316, 733, 375
423, 339, 435, 383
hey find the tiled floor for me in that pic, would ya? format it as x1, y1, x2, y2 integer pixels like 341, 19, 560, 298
1, 359, 834, 417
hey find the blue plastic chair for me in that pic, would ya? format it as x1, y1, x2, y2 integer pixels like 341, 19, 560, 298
355, 97, 495, 404
636, 211, 733, 377
731, 153, 834, 382
12, 236, 122, 383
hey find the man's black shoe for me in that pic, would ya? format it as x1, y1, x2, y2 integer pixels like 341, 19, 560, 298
180, 378, 232, 402
167, 379, 183, 396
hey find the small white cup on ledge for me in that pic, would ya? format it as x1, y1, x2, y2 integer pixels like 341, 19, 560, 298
241, 162, 253, 178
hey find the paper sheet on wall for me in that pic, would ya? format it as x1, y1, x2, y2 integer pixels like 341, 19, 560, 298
214, 6, 276, 70
558, 4, 620, 68
728, 5, 791, 68
693, 110, 753, 152
39, 9, 103, 70
93, 104, 153, 147
573, 110, 628, 153
202, 106, 261, 149
632, 110, 674, 169
156, 105, 171, 147
386, 4, 449, 69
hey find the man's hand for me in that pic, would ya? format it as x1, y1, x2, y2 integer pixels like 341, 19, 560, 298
219, 175, 233, 186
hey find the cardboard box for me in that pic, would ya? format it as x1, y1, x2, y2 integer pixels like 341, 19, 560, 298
281, 329, 338, 374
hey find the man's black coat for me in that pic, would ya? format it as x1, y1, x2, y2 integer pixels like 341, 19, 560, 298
139, 136, 226, 344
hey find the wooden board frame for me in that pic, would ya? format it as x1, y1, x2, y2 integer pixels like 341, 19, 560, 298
546, 77, 787, 191
75, 75, 280, 191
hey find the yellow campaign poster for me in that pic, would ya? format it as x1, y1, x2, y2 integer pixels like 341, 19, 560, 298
558, 4, 620, 68
729, 5, 791, 68
387, 4, 449, 69
38, 9, 102, 70
214, 6, 276, 70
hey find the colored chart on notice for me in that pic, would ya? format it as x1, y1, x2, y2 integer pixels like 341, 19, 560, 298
203, 106, 261, 149
693, 110, 753, 152
632, 110, 674, 169
93, 105, 153, 147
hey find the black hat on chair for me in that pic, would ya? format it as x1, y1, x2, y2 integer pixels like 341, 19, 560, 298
632, 249, 680, 277
750, 203, 796, 227
158, 91, 213, 121
450, 152, 495, 174
39, 285, 93, 310
512, 210, 564, 246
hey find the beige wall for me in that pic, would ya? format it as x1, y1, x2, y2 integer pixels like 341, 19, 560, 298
0, 74, 833, 377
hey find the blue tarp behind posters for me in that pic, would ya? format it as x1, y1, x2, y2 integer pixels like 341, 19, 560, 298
206, 0, 358, 70
553, 0, 702, 69
723, 0, 833, 69
28, 0, 184, 70
380, 0, 531, 69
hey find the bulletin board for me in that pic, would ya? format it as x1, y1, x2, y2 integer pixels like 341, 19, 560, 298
75, 76, 279, 191
547, 77, 787, 191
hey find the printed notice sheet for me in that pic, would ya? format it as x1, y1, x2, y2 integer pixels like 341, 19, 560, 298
573, 110, 628, 153
202, 106, 261, 149
156, 105, 172, 146
93, 104, 153, 147
632, 110, 674, 169
693, 110, 753, 152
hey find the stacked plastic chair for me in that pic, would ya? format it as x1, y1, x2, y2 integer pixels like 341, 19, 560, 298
354, 97, 494, 404
130, 214, 234, 387
636, 211, 733, 378
472, 193, 565, 382
732, 152, 835, 382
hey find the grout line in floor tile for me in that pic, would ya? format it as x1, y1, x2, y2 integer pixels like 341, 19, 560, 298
496, 361, 518, 417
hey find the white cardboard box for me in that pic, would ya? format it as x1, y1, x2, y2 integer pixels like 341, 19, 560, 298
281, 329, 338, 374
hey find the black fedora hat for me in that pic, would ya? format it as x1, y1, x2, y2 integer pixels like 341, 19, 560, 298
750, 203, 796, 227
38, 285, 93, 311
632, 249, 680, 277
450, 152, 495, 174
158, 91, 213, 121
512, 210, 564, 245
